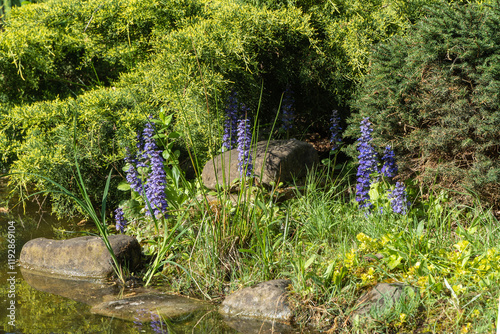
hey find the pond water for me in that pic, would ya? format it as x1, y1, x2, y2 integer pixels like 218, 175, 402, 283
0, 180, 309, 334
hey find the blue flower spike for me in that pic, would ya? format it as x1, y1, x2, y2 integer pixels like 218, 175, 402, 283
356, 117, 378, 209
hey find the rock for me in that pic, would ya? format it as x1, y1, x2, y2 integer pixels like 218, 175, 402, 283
220, 279, 293, 322
352, 283, 417, 319
90, 290, 210, 322
363, 253, 384, 263
20, 235, 141, 279
202, 139, 318, 190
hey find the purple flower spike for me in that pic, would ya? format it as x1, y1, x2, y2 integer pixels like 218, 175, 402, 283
150, 313, 168, 334
114, 207, 127, 233
356, 117, 379, 209
237, 117, 253, 177
142, 120, 158, 159
281, 86, 295, 131
125, 150, 144, 195
222, 92, 239, 151
330, 110, 342, 151
142, 120, 168, 217
381, 145, 398, 179
388, 181, 410, 215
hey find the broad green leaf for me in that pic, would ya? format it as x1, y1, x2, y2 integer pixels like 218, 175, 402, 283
117, 181, 131, 191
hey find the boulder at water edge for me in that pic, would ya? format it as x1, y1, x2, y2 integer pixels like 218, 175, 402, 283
20, 235, 141, 279
202, 139, 318, 190
219, 279, 293, 322
352, 283, 417, 321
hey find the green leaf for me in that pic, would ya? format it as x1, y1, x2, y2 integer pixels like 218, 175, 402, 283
117, 181, 131, 191
168, 131, 181, 139
305, 255, 316, 269
239, 248, 256, 255
387, 254, 403, 270
416, 220, 425, 237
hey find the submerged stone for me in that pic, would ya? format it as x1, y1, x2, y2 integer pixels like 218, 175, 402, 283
91, 290, 211, 322
202, 139, 318, 190
220, 279, 293, 322
21, 267, 211, 323
20, 235, 141, 279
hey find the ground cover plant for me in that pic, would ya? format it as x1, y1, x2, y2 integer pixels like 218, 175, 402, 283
1, 0, 500, 333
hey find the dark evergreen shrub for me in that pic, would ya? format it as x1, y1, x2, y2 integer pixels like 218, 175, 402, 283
348, 2, 500, 211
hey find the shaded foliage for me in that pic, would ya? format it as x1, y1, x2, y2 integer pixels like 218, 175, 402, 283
348, 1, 500, 210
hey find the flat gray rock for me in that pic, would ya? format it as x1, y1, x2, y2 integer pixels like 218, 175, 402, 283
20, 268, 211, 323
91, 291, 210, 321
220, 279, 293, 322
223, 316, 301, 334
20, 235, 141, 279
202, 139, 318, 190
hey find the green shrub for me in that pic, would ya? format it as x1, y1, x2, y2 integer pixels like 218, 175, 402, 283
3, 87, 153, 216
348, 2, 500, 211
0, 0, 203, 104
1, 0, 320, 215
117, 0, 318, 157
6, 0, 487, 217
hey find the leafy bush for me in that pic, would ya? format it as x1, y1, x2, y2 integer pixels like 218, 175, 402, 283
5, 0, 490, 217
348, 2, 500, 211
0, 0, 203, 104
118, 0, 317, 156
3, 87, 152, 216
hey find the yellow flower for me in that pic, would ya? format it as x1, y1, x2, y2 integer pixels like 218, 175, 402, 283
460, 322, 472, 333
452, 284, 466, 296
417, 275, 428, 288
357, 232, 371, 243
395, 313, 407, 328
357, 233, 374, 251
454, 240, 470, 253
345, 248, 357, 269
360, 267, 376, 284
380, 234, 391, 246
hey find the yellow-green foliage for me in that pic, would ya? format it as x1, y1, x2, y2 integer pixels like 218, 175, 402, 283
119, 0, 315, 159
0, 0, 202, 103
3, 87, 151, 216
3, 0, 480, 216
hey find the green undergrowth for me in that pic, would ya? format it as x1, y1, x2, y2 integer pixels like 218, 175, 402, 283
120, 158, 500, 333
